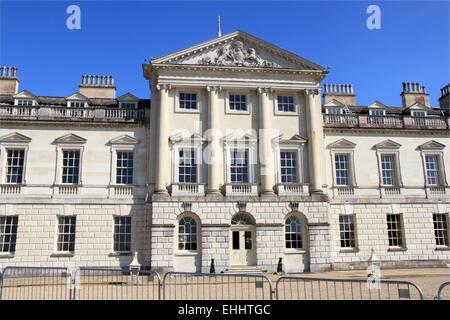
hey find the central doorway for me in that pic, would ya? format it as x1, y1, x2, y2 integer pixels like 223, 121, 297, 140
230, 213, 256, 266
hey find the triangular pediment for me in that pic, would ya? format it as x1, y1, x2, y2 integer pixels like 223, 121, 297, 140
151, 30, 324, 71
223, 132, 257, 142
13, 90, 38, 100
327, 139, 356, 149
373, 139, 401, 149
273, 134, 308, 144
66, 92, 89, 101
0, 132, 32, 143
54, 133, 87, 144
404, 102, 430, 111
117, 93, 139, 101
418, 140, 446, 150
367, 101, 388, 109
324, 99, 346, 107
109, 135, 139, 145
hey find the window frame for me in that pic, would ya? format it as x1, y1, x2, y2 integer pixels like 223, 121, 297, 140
376, 151, 403, 187
274, 92, 300, 116
118, 101, 137, 109
386, 214, 406, 249
176, 214, 200, 253
223, 135, 257, 185
115, 150, 134, 185
420, 151, 447, 187
170, 135, 205, 185
338, 214, 358, 250
328, 143, 357, 188
225, 91, 251, 114
175, 90, 201, 113
0, 145, 29, 185
284, 215, 304, 251
433, 213, 449, 248
113, 216, 132, 253
15, 99, 35, 106
55, 215, 77, 254
0, 215, 19, 255
54, 145, 84, 186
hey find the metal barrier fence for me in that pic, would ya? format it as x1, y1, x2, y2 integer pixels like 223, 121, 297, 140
162, 272, 274, 300
1, 266, 73, 300
435, 281, 450, 300
275, 276, 424, 300
0, 266, 161, 300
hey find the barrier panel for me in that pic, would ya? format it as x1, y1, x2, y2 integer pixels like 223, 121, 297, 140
1, 266, 72, 300
162, 272, 274, 300
435, 281, 450, 300
275, 276, 424, 300
73, 268, 161, 300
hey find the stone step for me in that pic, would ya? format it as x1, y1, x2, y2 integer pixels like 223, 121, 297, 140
222, 266, 268, 274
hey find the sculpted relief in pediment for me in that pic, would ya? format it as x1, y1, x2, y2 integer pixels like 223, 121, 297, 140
197, 40, 281, 68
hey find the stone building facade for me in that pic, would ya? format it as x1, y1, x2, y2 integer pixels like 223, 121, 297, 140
0, 31, 449, 273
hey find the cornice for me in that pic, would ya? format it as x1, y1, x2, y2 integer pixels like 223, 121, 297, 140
324, 127, 449, 135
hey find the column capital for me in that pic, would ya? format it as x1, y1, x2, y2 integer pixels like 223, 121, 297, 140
206, 85, 222, 93
156, 83, 172, 92
305, 88, 320, 96
257, 87, 273, 94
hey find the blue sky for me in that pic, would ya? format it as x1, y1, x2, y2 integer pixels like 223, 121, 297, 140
0, 0, 448, 106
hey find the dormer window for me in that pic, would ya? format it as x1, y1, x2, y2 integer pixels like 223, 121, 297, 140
326, 108, 343, 114
369, 109, 386, 116
69, 101, 87, 108
119, 102, 137, 109
411, 110, 426, 117
15, 99, 34, 106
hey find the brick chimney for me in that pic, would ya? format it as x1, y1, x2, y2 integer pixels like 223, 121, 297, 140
322, 84, 356, 106
78, 75, 116, 99
439, 84, 449, 111
0, 66, 19, 95
400, 82, 430, 108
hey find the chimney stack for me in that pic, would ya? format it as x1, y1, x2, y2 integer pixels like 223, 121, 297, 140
322, 84, 356, 106
79, 75, 116, 99
439, 84, 450, 111
400, 82, 430, 108
0, 66, 19, 95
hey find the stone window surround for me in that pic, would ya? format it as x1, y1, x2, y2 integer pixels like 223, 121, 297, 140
224, 90, 251, 115
325, 107, 344, 114
67, 100, 88, 108
338, 214, 359, 252
170, 137, 204, 184
284, 212, 308, 254
375, 150, 403, 188
174, 212, 201, 256
224, 140, 257, 185
14, 99, 36, 106
0, 143, 29, 185
386, 213, 407, 251
53, 144, 85, 186
369, 108, 386, 116
118, 101, 138, 109
330, 149, 357, 187
273, 91, 300, 116
109, 145, 136, 186
174, 89, 202, 113
420, 151, 447, 187
111, 215, 132, 254
274, 143, 305, 185
433, 213, 450, 249
52, 214, 77, 257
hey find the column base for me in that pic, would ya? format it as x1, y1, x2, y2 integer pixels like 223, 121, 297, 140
152, 190, 170, 201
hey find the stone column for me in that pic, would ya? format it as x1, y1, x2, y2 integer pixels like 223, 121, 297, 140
305, 88, 325, 193
206, 85, 221, 195
155, 83, 171, 195
258, 88, 276, 195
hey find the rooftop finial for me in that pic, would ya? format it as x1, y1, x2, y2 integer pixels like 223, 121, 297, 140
217, 15, 222, 37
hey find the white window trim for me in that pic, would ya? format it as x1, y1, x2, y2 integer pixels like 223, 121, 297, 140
273, 144, 305, 184
112, 215, 132, 254
54, 144, 85, 185
369, 109, 386, 116
67, 100, 88, 108
118, 101, 138, 109
420, 151, 447, 187
411, 110, 427, 117
109, 145, 135, 186
0, 143, 29, 185
386, 213, 407, 249
325, 107, 344, 114
223, 136, 257, 184
338, 214, 359, 251
330, 149, 357, 187
225, 90, 251, 115
54, 215, 77, 255
14, 99, 36, 106
284, 213, 307, 253
376, 150, 403, 187
274, 92, 300, 116
175, 213, 201, 255
174, 89, 201, 113
170, 136, 204, 184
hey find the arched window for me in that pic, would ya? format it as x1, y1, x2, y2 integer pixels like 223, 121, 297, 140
285, 216, 303, 249
178, 216, 197, 251
231, 213, 254, 225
